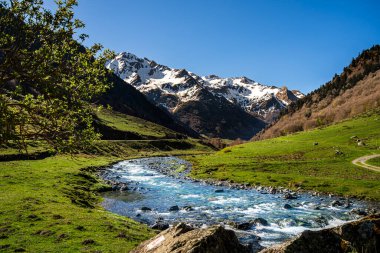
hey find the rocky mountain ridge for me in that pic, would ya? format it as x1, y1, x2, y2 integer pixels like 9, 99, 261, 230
107, 52, 303, 121
106, 52, 303, 139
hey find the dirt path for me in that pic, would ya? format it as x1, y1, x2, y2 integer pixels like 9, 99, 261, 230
352, 154, 380, 172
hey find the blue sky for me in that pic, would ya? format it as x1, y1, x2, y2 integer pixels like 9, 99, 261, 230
47, 0, 379, 93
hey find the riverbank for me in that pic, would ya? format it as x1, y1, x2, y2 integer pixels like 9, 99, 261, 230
0, 154, 155, 252
0, 139, 214, 252
185, 113, 380, 201
99, 157, 377, 250
1, 112, 379, 252
105, 155, 378, 207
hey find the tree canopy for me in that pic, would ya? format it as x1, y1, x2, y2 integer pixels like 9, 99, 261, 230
0, 0, 112, 152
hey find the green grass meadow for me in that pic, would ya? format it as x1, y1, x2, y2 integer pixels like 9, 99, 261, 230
187, 112, 380, 200
0, 139, 213, 252
0, 108, 213, 252
1, 109, 379, 252
0, 155, 155, 252
366, 156, 380, 167
96, 108, 179, 139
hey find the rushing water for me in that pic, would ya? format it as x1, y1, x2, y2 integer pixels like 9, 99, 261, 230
100, 157, 369, 247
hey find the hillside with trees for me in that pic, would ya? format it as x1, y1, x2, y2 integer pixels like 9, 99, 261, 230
254, 45, 380, 140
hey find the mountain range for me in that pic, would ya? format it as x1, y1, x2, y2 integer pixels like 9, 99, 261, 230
106, 52, 304, 139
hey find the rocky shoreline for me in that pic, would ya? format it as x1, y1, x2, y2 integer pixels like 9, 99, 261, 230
130, 214, 380, 253
96, 157, 379, 252
97, 157, 379, 216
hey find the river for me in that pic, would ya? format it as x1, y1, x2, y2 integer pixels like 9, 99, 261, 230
100, 157, 370, 247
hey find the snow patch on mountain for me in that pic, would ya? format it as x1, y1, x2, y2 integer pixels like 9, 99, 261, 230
106, 52, 304, 121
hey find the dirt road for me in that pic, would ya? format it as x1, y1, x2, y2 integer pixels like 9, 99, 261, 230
352, 154, 380, 172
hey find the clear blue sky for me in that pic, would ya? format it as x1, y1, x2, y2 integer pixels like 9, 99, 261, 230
47, 0, 379, 93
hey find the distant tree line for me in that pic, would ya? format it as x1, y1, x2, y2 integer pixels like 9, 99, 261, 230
279, 45, 380, 117
254, 44, 380, 140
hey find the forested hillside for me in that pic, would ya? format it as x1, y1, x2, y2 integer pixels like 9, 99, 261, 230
255, 45, 380, 140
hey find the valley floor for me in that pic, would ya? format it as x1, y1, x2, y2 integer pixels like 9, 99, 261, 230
0, 154, 153, 252
186, 112, 380, 201
0, 140, 213, 252
1, 111, 379, 252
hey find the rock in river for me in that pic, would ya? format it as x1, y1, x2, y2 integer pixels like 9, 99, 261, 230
260, 214, 380, 253
283, 193, 297, 200
331, 200, 343, 207
150, 222, 169, 231
182, 206, 194, 211
131, 223, 251, 253
168, 205, 179, 212
251, 218, 269, 226
234, 222, 252, 230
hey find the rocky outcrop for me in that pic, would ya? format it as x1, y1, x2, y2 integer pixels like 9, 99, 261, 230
275, 86, 299, 105
260, 214, 380, 253
173, 88, 266, 139
131, 223, 251, 253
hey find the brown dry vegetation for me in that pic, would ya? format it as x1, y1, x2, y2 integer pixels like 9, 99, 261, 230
255, 45, 380, 140
258, 70, 380, 139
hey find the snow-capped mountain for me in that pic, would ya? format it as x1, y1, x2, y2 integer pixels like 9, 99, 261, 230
106, 52, 303, 139
107, 52, 303, 121
202, 75, 303, 121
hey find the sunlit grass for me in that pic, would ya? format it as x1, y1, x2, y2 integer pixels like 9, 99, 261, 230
96, 108, 179, 139
366, 156, 380, 167
187, 112, 380, 200
0, 155, 154, 252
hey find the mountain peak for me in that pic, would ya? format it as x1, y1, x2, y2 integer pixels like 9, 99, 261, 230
205, 74, 221, 80
106, 50, 304, 137
117, 51, 140, 61
238, 76, 254, 84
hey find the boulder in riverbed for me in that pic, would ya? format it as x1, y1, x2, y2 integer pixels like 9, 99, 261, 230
182, 206, 194, 211
233, 222, 252, 230
251, 218, 269, 226
260, 214, 380, 253
131, 223, 252, 253
283, 193, 297, 199
168, 205, 180, 212
331, 200, 343, 207
314, 216, 329, 227
150, 222, 169, 231
350, 208, 368, 216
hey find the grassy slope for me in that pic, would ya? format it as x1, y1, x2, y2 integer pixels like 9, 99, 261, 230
367, 156, 380, 167
96, 108, 180, 139
0, 155, 155, 252
0, 109, 214, 252
0, 140, 213, 252
0, 142, 48, 155
187, 112, 380, 200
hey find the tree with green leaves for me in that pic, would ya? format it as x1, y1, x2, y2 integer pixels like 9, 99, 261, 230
0, 0, 113, 152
